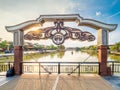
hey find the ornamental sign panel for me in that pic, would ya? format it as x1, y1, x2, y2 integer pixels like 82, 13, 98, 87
24, 21, 95, 45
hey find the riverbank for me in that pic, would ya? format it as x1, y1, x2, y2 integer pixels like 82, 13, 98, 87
110, 51, 120, 55
80, 50, 120, 61
81, 49, 120, 56
0, 50, 58, 62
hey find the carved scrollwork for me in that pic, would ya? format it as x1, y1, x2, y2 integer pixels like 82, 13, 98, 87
87, 35, 95, 41
24, 21, 95, 45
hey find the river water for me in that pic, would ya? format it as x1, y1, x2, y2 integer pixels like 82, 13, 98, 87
29, 50, 119, 62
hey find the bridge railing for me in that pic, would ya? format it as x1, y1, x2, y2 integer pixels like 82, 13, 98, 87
21, 62, 100, 75
0, 62, 13, 76
107, 61, 120, 74
0, 61, 120, 76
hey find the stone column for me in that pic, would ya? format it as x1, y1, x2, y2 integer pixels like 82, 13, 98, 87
13, 30, 24, 75
97, 29, 111, 76
14, 46, 23, 75
98, 45, 107, 75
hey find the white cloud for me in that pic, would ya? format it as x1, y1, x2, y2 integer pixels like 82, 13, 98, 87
96, 11, 101, 16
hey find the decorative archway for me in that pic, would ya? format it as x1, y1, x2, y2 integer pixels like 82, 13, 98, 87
5, 14, 117, 75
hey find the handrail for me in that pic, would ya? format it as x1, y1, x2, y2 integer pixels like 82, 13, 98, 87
0, 61, 119, 64
20, 61, 99, 64
107, 61, 120, 63
0, 62, 14, 63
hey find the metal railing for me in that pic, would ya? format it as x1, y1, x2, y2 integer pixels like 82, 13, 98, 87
0, 62, 13, 76
21, 62, 100, 75
0, 61, 120, 76
107, 61, 120, 74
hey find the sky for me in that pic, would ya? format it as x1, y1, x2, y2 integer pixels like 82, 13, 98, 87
0, 0, 120, 47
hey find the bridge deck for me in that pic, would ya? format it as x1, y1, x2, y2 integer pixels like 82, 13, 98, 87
0, 74, 114, 90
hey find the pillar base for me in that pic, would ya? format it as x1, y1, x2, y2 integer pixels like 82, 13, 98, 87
98, 45, 112, 76
14, 46, 23, 75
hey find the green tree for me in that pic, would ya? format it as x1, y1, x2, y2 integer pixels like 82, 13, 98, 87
116, 42, 120, 51
110, 42, 120, 51
9, 42, 14, 50
0, 40, 8, 50
49, 44, 57, 50
79, 45, 97, 51
34, 43, 44, 50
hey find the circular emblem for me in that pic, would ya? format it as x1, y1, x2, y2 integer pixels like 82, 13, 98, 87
52, 33, 65, 45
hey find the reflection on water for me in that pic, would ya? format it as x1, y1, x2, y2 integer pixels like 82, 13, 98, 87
29, 50, 120, 62
83, 50, 97, 56
35, 50, 98, 62
57, 51, 65, 59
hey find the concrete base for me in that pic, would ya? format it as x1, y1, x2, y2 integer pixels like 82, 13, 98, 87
14, 46, 23, 75
98, 45, 112, 76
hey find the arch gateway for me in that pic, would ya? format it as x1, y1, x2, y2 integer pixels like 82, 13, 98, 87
5, 14, 117, 76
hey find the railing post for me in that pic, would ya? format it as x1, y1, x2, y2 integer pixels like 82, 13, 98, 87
58, 63, 60, 74
20, 62, 23, 74
39, 63, 41, 75
8, 62, 10, 69
112, 62, 114, 74
78, 63, 80, 76
98, 62, 100, 75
